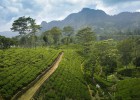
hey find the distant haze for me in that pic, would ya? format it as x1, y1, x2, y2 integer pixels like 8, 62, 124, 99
0, 31, 19, 38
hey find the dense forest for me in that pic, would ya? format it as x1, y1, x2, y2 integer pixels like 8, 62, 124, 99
0, 16, 140, 100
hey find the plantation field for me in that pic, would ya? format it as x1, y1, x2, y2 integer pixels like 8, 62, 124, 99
0, 48, 60, 99
34, 49, 90, 100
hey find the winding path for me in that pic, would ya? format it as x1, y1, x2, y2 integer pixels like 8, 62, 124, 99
17, 52, 64, 100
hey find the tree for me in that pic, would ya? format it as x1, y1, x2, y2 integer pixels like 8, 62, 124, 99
117, 38, 133, 67
11, 16, 40, 47
85, 39, 118, 80
28, 18, 41, 48
76, 27, 96, 55
76, 27, 96, 44
11, 16, 30, 47
62, 26, 74, 44
43, 30, 54, 46
50, 27, 62, 45
63, 26, 74, 37
0, 35, 16, 49
133, 57, 140, 68
61, 37, 69, 45
11, 16, 29, 35
132, 38, 140, 68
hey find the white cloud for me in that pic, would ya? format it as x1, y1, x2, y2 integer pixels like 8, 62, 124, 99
136, 9, 140, 12
34, 0, 96, 24
0, 17, 16, 31
7, 6, 19, 13
0, 0, 140, 32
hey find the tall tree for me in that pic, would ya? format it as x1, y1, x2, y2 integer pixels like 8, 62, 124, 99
93, 39, 118, 79
29, 18, 41, 48
11, 16, 29, 35
76, 27, 96, 55
63, 26, 74, 36
43, 30, 54, 46
62, 26, 74, 44
50, 27, 62, 45
11, 16, 40, 47
11, 16, 30, 47
132, 38, 140, 68
76, 27, 96, 44
117, 38, 133, 67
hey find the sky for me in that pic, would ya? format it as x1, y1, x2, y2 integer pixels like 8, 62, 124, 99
0, 0, 140, 32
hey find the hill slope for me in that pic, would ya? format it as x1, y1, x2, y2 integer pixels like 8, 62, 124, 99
41, 8, 140, 34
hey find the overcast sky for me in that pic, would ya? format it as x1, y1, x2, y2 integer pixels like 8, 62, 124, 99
0, 0, 140, 32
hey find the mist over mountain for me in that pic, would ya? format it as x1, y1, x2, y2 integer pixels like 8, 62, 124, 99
41, 8, 140, 34
0, 31, 19, 38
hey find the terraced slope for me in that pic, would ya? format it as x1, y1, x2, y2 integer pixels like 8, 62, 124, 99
34, 49, 90, 100
18, 52, 63, 100
0, 48, 60, 99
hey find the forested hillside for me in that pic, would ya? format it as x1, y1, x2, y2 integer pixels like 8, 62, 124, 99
41, 8, 140, 35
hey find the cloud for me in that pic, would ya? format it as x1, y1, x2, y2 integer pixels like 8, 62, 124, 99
136, 9, 140, 12
7, 6, 19, 13
0, 0, 140, 32
93, 0, 140, 15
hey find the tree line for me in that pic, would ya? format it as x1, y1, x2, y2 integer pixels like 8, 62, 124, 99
83, 37, 140, 82
7, 16, 96, 48
0, 35, 17, 49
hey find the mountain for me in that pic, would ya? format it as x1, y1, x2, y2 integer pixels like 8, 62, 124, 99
0, 31, 19, 38
41, 8, 140, 34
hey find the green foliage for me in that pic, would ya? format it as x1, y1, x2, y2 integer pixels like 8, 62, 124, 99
43, 30, 54, 46
117, 68, 140, 78
132, 38, 140, 67
0, 35, 17, 49
28, 18, 41, 48
0, 48, 60, 99
42, 27, 62, 46
115, 78, 140, 100
133, 57, 140, 67
94, 75, 113, 89
85, 39, 118, 78
11, 16, 29, 35
34, 50, 90, 100
76, 27, 96, 44
51, 27, 62, 45
62, 26, 74, 45
117, 38, 133, 66
11, 16, 41, 47
61, 37, 73, 45
63, 26, 74, 37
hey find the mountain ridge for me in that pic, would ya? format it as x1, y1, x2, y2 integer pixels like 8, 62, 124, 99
41, 8, 140, 34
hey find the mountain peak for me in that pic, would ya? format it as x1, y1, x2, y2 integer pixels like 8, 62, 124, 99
81, 8, 92, 11
41, 8, 140, 33
80, 8, 107, 15
41, 21, 47, 25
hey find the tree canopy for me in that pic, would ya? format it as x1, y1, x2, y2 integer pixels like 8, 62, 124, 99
11, 16, 41, 47
76, 27, 96, 44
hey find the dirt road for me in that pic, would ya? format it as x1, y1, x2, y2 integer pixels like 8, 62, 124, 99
17, 52, 64, 100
